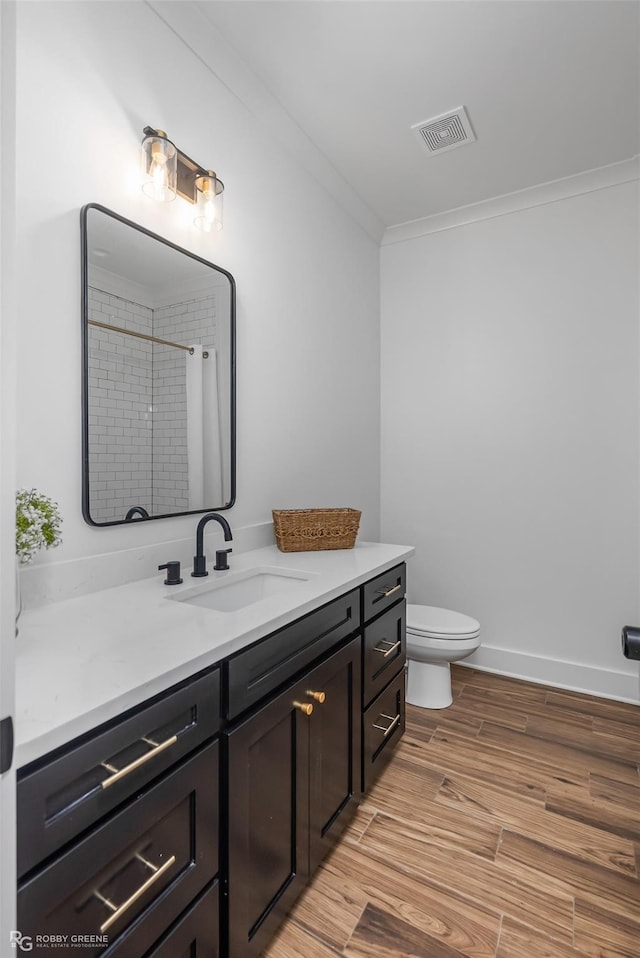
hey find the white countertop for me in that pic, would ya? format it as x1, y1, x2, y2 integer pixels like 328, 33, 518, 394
15, 541, 414, 768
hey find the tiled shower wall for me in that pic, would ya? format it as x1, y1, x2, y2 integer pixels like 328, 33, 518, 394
87, 288, 153, 522
87, 286, 218, 522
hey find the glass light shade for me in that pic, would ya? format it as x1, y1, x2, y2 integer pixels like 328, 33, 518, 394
194, 171, 224, 232
141, 131, 177, 202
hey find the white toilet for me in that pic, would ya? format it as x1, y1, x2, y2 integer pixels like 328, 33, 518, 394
406, 604, 481, 709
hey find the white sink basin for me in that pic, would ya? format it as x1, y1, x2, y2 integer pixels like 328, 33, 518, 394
167, 567, 313, 613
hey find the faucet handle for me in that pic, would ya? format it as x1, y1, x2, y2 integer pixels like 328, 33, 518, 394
158, 561, 183, 586
214, 548, 233, 572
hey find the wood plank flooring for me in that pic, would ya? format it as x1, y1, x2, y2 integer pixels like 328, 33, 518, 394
263, 666, 640, 958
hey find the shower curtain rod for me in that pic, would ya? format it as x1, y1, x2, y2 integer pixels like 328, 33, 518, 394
88, 319, 209, 357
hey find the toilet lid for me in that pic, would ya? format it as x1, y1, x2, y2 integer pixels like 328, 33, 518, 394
407, 604, 480, 638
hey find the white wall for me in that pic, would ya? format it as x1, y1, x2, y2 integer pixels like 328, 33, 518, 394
381, 179, 640, 701
14, 1, 380, 597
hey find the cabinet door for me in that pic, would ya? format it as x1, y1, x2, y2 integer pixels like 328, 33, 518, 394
147, 881, 218, 958
226, 684, 310, 958
225, 637, 361, 958
307, 637, 361, 873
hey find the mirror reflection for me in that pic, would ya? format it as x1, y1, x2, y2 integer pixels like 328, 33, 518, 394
81, 204, 235, 526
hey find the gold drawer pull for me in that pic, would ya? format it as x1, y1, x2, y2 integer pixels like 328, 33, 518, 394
97, 852, 176, 933
306, 690, 326, 703
375, 584, 402, 598
374, 639, 401, 658
100, 734, 178, 789
373, 713, 401, 737
293, 701, 314, 716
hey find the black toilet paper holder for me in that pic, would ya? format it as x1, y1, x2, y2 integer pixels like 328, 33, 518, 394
621, 625, 640, 660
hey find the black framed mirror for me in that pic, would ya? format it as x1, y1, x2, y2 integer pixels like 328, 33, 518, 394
81, 204, 236, 526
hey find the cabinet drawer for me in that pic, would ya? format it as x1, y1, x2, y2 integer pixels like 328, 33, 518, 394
363, 600, 406, 707
147, 881, 218, 958
18, 742, 218, 958
362, 669, 405, 792
362, 564, 406, 623
226, 590, 360, 720
18, 667, 220, 878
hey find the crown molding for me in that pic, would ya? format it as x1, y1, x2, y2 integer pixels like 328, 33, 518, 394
146, 1, 384, 244
382, 155, 640, 247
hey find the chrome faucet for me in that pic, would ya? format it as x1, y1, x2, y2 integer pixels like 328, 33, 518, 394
192, 512, 233, 577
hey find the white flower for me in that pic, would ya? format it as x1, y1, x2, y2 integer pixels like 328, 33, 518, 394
16, 489, 63, 565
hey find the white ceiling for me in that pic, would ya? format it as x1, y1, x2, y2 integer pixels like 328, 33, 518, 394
194, 0, 639, 229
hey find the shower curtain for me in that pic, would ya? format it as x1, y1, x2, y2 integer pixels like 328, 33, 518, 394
186, 345, 223, 509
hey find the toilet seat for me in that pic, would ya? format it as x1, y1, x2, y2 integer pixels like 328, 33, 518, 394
407, 604, 480, 640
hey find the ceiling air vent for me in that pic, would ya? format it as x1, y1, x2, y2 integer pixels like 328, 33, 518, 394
411, 106, 476, 156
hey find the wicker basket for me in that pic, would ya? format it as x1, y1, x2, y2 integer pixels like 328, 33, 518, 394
272, 508, 361, 553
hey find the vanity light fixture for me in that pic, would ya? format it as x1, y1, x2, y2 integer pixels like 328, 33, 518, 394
141, 127, 225, 231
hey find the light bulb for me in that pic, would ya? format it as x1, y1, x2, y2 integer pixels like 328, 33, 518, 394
194, 171, 224, 232
141, 130, 177, 202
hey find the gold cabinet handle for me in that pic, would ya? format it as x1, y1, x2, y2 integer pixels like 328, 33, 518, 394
306, 690, 326, 703
293, 701, 313, 716
373, 712, 401, 737
96, 852, 176, 933
373, 639, 401, 658
375, 584, 402, 598
100, 734, 178, 789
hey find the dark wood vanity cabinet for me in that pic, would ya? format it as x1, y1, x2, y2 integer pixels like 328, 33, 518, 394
224, 565, 407, 958
17, 668, 222, 958
18, 744, 219, 957
360, 565, 407, 790
226, 637, 361, 958
16, 561, 407, 958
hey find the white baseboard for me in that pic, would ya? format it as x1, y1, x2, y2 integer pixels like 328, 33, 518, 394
461, 643, 640, 705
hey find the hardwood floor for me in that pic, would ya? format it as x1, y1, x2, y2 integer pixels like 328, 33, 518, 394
263, 665, 640, 958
